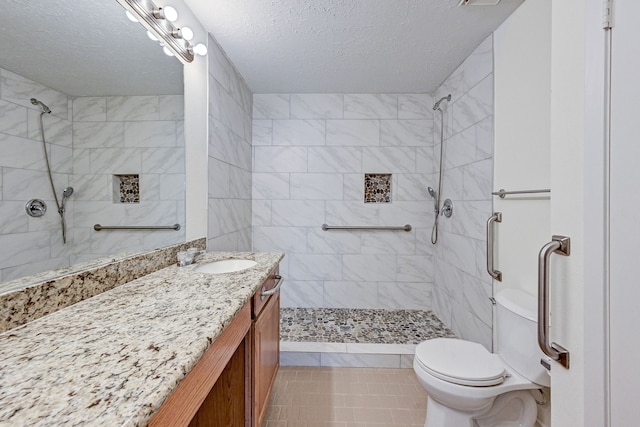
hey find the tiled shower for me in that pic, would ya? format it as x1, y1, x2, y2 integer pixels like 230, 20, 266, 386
248, 35, 494, 353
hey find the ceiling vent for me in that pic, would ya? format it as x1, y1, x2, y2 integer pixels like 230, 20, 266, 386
458, 0, 501, 5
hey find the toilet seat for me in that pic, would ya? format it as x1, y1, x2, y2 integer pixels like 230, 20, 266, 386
415, 338, 507, 387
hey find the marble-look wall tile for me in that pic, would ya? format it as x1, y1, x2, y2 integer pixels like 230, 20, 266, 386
252, 172, 290, 200
124, 122, 176, 147
360, 230, 416, 255
0, 100, 28, 137
306, 228, 361, 254
362, 147, 416, 173
379, 120, 432, 147
251, 200, 272, 226
325, 201, 380, 226
326, 120, 379, 146
343, 254, 396, 282
253, 226, 307, 253
324, 281, 378, 308
0, 133, 43, 169
290, 173, 343, 200
73, 97, 106, 122
344, 94, 397, 119
73, 122, 124, 149
158, 95, 184, 121
254, 146, 307, 173
272, 120, 325, 146
252, 120, 272, 145
320, 353, 401, 368
253, 94, 290, 119
290, 94, 343, 119
0, 68, 69, 119
398, 94, 434, 119
397, 255, 433, 282
27, 111, 72, 147
378, 282, 433, 310
272, 200, 325, 227
106, 96, 158, 121
308, 147, 361, 173
288, 254, 342, 281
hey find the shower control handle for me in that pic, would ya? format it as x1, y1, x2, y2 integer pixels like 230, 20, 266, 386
25, 199, 47, 218
486, 212, 502, 282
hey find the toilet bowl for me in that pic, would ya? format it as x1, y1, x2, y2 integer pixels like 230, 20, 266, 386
413, 289, 549, 427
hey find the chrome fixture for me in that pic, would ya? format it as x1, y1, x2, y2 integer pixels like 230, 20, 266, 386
25, 199, 47, 218
30, 98, 51, 114
432, 94, 451, 111
492, 188, 551, 198
486, 212, 503, 281
537, 235, 571, 369
441, 199, 454, 218
430, 94, 452, 244
116, 0, 207, 64
261, 275, 284, 298
33, 98, 73, 244
321, 224, 412, 232
93, 223, 181, 231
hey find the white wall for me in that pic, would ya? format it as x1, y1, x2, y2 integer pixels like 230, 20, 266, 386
251, 93, 435, 309
493, 0, 551, 296
431, 36, 495, 350
549, 0, 585, 425
206, 35, 253, 251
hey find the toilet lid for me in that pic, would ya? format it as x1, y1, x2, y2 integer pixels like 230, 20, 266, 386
415, 338, 507, 386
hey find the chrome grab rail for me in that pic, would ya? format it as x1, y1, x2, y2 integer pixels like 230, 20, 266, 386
538, 235, 571, 369
492, 188, 551, 198
94, 224, 181, 231
486, 212, 502, 282
321, 224, 412, 232
261, 275, 284, 297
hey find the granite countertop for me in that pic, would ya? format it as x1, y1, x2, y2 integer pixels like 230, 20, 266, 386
0, 251, 283, 427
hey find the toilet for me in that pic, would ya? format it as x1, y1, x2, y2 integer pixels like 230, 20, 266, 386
413, 289, 549, 427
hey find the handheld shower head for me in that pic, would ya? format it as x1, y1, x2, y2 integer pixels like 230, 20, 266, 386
433, 94, 452, 111
62, 187, 74, 198
427, 186, 437, 199
30, 98, 51, 114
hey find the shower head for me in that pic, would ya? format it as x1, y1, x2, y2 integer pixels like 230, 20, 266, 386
427, 186, 437, 199
433, 94, 452, 111
62, 187, 74, 198
30, 98, 51, 114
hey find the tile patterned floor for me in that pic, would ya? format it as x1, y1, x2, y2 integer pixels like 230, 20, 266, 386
280, 308, 455, 344
263, 366, 427, 427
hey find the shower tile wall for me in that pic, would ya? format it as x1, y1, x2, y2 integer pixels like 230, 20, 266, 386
0, 66, 186, 282
207, 34, 253, 251
252, 93, 435, 309
431, 35, 494, 350
71, 94, 185, 263
0, 67, 73, 282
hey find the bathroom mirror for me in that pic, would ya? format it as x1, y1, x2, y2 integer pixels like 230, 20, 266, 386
0, 0, 186, 291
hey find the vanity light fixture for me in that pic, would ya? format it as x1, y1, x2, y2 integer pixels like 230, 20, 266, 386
116, 0, 207, 64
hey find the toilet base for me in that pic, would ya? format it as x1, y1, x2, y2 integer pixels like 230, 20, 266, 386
424, 391, 537, 427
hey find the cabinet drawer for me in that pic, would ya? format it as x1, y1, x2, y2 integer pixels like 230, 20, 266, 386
252, 267, 280, 318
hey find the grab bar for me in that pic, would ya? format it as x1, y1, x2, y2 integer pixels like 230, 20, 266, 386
94, 224, 181, 231
492, 188, 550, 198
486, 212, 502, 282
537, 235, 571, 369
321, 224, 412, 232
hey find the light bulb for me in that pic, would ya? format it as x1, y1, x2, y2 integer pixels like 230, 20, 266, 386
163, 46, 175, 57
125, 11, 139, 22
147, 31, 158, 42
180, 27, 194, 41
192, 43, 207, 56
163, 6, 178, 22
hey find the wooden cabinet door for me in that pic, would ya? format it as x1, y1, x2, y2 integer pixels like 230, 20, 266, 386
252, 291, 280, 427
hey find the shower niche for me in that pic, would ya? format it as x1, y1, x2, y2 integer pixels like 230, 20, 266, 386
113, 174, 140, 204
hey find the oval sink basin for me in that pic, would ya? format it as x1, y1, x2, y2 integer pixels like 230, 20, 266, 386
194, 259, 257, 274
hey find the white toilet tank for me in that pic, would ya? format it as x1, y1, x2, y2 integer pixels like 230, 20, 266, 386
495, 289, 550, 387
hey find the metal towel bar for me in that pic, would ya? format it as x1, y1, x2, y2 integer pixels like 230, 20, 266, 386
93, 224, 181, 231
321, 224, 412, 232
492, 188, 551, 198
537, 235, 571, 369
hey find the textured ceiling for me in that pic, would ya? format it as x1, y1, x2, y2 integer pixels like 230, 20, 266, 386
185, 0, 523, 94
0, 0, 183, 96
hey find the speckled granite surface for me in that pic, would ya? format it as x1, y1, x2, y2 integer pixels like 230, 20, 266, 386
0, 251, 283, 427
0, 238, 206, 333
280, 308, 455, 344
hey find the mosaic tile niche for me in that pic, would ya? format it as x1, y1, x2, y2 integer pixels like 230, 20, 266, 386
364, 173, 392, 203
114, 174, 140, 203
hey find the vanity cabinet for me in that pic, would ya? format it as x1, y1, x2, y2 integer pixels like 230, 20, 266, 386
149, 265, 281, 427
251, 267, 281, 427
